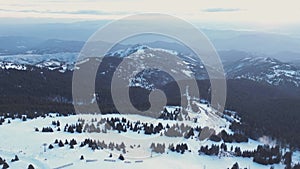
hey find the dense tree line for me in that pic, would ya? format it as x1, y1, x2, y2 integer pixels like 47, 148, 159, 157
224, 79, 300, 148
168, 143, 189, 154
199, 143, 285, 166
150, 143, 166, 154
158, 107, 182, 121
79, 138, 126, 153
234, 144, 281, 164
199, 144, 220, 156
164, 123, 191, 137
41, 127, 54, 132
252, 145, 281, 165
80, 117, 247, 143
64, 123, 83, 133
81, 116, 195, 138
51, 138, 126, 153
221, 130, 248, 143
208, 130, 248, 143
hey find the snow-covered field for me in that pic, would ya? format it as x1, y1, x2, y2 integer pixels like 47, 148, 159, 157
0, 103, 295, 169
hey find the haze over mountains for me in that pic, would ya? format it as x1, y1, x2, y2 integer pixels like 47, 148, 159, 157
1, 20, 300, 62
1, 21, 300, 68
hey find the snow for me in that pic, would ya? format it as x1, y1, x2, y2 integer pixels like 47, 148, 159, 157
0, 52, 78, 71
0, 48, 298, 168
229, 57, 300, 87
181, 69, 193, 77
0, 53, 77, 66
0, 103, 292, 169
0, 62, 27, 70
293, 151, 300, 166
108, 45, 148, 57
152, 48, 178, 56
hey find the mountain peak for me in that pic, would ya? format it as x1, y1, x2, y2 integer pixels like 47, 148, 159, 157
107, 44, 150, 57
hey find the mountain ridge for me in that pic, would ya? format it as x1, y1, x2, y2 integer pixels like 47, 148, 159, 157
1, 44, 300, 88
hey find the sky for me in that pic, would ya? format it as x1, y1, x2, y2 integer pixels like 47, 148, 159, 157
1, 0, 300, 32
1, 0, 300, 24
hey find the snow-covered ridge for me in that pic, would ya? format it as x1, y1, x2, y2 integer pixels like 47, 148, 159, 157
0, 52, 77, 72
226, 57, 300, 87
106, 44, 200, 89
1, 44, 300, 88
0, 62, 27, 70
0, 45, 182, 72
106, 44, 150, 57
106, 44, 179, 58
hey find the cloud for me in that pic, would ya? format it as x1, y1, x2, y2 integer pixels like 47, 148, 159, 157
202, 8, 242, 13
0, 8, 124, 16
66, 10, 107, 15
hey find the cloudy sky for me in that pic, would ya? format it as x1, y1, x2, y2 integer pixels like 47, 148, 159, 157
1, 0, 300, 31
